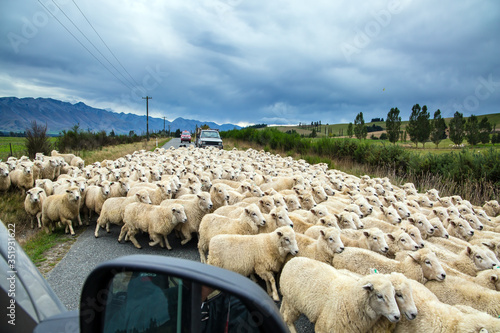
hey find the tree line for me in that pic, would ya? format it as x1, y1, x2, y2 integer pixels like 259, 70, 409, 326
347, 106, 497, 147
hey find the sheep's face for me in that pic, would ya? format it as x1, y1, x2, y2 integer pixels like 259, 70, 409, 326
426, 189, 440, 202
382, 206, 402, 225
408, 214, 434, 236
345, 204, 363, 219
462, 214, 483, 231
299, 194, 316, 210
392, 202, 411, 219
284, 196, 301, 212
66, 187, 81, 203
468, 246, 499, 271
365, 229, 389, 254
135, 191, 152, 205
448, 218, 474, 240
171, 205, 187, 224
438, 197, 453, 207
410, 249, 446, 282
404, 226, 424, 248
320, 228, 344, 254
276, 226, 298, 256
318, 215, 339, 229
312, 186, 328, 203
271, 206, 293, 228
27, 188, 44, 203
389, 273, 418, 321
336, 212, 358, 230
429, 219, 449, 239
362, 276, 400, 323
245, 205, 266, 227
273, 194, 287, 210
391, 231, 419, 251
475, 209, 492, 223
197, 193, 213, 211
432, 207, 449, 222
258, 197, 275, 214
366, 195, 384, 209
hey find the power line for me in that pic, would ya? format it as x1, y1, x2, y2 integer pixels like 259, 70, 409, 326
71, 0, 140, 88
50, 0, 135, 90
37, 0, 133, 91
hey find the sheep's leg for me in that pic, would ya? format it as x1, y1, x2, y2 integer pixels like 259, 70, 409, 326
128, 230, 142, 249
94, 223, 101, 238
258, 271, 279, 301
117, 225, 128, 243
77, 213, 83, 226
36, 212, 42, 228
30, 216, 35, 229
106, 222, 111, 233
149, 234, 163, 248
180, 229, 192, 246
163, 235, 172, 250
280, 299, 299, 333
63, 219, 75, 236
198, 244, 207, 263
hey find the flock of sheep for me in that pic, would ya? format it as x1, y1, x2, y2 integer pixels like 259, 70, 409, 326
2, 146, 500, 332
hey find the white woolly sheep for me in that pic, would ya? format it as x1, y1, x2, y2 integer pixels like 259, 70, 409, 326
209, 183, 230, 211
41, 186, 81, 235
94, 189, 152, 237
207, 226, 299, 301
291, 228, 344, 264
128, 183, 170, 205
51, 150, 76, 164
340, 228, 389, 254
260, 175, 305, 192
483, 200, 500, 217
443, 245, 498, 277
10, 162, 34, 194
118, 202, 187, 249
280, 257, 400, 333
446, 217, 475, 241
425, 275, 500, 317
259, 206, 294, 233
0, 162, 11, 191
35, 178, 54, 196
25, 187, 47, 229
162, 192, 213, 245
385, 229, 420, 258
109, 179, 131, 197
198, 204, 266, 263
84, 180, 112, 223
331, 247, 447, 284
70, 156, 84, 169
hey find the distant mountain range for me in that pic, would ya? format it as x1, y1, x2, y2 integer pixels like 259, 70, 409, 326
0, 97, 241, 135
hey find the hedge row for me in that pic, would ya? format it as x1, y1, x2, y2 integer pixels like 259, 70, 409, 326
221, 128, 500, 186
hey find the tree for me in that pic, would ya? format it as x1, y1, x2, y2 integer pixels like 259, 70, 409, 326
449, 111, 465, 145
347, 123, 353, 138
25, 121, 52, 159
479, 116, 492, 144
385, 107, 401, 144
465, 114, 480, 146
174, 129, 181, 137
379, 133, 388, 140
430, 109, 447, 148
354, 112, 367, 140
309, 128, 317, 138
407, 104, 421, 147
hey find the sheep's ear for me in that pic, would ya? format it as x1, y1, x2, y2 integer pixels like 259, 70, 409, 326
449, 219, 456, 227
362, 283, 374, 292
408, 218, 415, 224
466, 246, 473, 256
320, 229, 326, 237
271, 212, 277, 219
334, 213, 340, 220
363, 231, 370, 238
171, 208, 177, 213
408, 252, 421, 262
482, 241, 494, 250
319, 218, 325, 225
245, 208, 250, 214
135, 193, 141, 198
491, 274, 498, 282
387, 233, 395, 241
277, 230, 283, 237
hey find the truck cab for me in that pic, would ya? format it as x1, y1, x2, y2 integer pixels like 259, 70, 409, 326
195, 129, 223, 149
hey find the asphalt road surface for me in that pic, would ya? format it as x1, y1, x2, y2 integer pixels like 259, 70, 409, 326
45, 138, 315, 332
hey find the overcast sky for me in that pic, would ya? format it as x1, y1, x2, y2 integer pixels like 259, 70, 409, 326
1, 0, 499, 126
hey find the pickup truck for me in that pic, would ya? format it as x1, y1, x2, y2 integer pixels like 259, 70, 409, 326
195, 128, 223, 149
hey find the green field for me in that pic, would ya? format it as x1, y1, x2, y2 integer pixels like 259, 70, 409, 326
0, 137, 58, 161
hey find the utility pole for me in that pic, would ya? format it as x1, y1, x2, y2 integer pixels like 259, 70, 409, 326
142, 96, 152, 141
163, 117, 166, 133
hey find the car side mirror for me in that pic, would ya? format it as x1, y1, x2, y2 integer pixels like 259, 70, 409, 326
79, 255, 288, 333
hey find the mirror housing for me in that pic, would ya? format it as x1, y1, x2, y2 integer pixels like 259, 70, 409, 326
79, 255, 288, 333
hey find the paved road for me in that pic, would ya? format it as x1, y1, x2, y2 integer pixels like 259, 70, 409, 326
45, 138, 314, 332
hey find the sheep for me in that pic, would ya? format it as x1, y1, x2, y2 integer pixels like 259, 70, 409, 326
128, 183, 170, 205
292, 228, 344, 264
25, 187, 47, 229
442, 245, 498, 277
283, 194, 301, 212
41, 186, 81, 235
407, 213, 435, 238
474, 269, 500, 291
35, 178, 54, 196
461, 213, 484, 231
340, 228, 390, 254
279, 257, 400, 333
51, 150, 76, 164
259, 175, 305, 192
70, 156, 84, 169
198, 204, 267, 263
109, 179, 131, 197
446, 217, 475, 241
425, 275, 500, 317
209, 183, 230, 211
207, 226, 299, 301
161, 192, 213, 245
384, 229, 420, 259
94, 189, 152, 237
259, 206, 294, 233
483, 200, 500, 217
394, 279, 500, 333
118, 202, 187, 249
331, 247, 447, 284
0, 162, 11, 191
9, 162, 34, 194
83, 180, 112, 223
